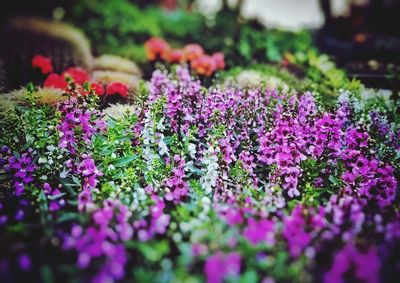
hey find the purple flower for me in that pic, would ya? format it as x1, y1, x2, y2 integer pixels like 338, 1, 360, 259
224, 207, 243, 226
75, 156, 103, 211
204, 251, 241, 283
146, 195, 170, 238
64, 199, 131, 283
5, 153, 36, 196
243, 218, 275, 245
283, 205, 325, 257
77, 157, 103, 187
57, 99, 106, 154
43, 183, 65, 211
164, 155, 188, 202
18, 254, 31, 271
324, 244, 380, 283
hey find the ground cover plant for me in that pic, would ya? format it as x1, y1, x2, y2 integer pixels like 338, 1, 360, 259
1, 50, 400, 283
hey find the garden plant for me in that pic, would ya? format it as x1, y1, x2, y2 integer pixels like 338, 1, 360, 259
0, 50, 400, 283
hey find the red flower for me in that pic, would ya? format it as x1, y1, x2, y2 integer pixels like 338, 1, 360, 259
90, 82, 105, 96
191, 55, 216, 76
144, 37, 170, 61
161, 0, 178, 10
162, 49, 185, 64
43, 73, 68, 89
32, 55, 53, 74
106, 82, 128, 97
183, 44, 204, 61
212, 52, 225, 70
63, 67, 90, 85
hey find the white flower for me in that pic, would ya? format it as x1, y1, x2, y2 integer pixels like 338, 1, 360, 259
158, 134, 169, 156
46, 145, 56, 152
102, 103, 140, 120
188, 143, 196, 158
200, 145, 220, 195
157, 118, 166, 131
158, 138, 169, 156
142, 111, 156, 145
59, 169, 69, 179
184, 160, 194, 172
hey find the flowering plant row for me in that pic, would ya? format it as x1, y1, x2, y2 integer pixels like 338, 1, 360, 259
32, 55, 129, 97
0, 66, 400, 283
145, 37, 225, 76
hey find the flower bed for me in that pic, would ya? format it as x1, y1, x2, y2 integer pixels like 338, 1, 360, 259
1, 60, 400, 283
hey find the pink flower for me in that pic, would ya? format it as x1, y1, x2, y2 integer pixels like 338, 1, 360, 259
43, 73, 68, 89
183, 43, 204, 61
106, 82, 129, 97
225, 207, 243, 226
32, 55, 53, 74
243, 218, 275, 245
204, 252, 241, 283
162, 49, 185, 63
191, 55, 216, 76
144, 37, 170, 61
212, 52, 225, 69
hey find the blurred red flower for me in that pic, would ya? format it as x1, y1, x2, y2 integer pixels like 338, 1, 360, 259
32, 55, 53, 74
183, 44, 204, 62
90, 82, 105, 96
191, 55, 216, 76
63, 67, 90, 85
145, 37, 170, 61
212, 52, 225, 70
106, 82, 128, 97
162, 49, 185, 64
43, 73, 68, 89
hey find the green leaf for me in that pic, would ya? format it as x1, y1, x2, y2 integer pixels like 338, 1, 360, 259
41, 265, 54, 283
48, 192, 67, 200
111, 154, 138, 167
163, 135, 174, 145
135, 240, 170, 262
237, 270, 258, 283
56, 212, 82, 223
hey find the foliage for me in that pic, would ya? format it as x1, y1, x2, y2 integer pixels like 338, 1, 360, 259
66, 0, 313, 69
68, 0, 204, 65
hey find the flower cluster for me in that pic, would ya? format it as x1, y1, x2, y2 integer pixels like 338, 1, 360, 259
164, 155, 189, 202
324, 244, 380, 283
243, 217, 275, 246
64, 199, 132, 283
135, 195, 170, 241
43, 182, 65, 211
144, 37, 225, 76
32, 55, 129, 97
76, 155, 103, 211
57, 98, 106, 154
282, 205, 325, 257
204, 251, 241, 283
3, 149, 36, 196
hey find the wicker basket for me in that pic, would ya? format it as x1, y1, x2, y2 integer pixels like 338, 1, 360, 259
0, 17, 93, 90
